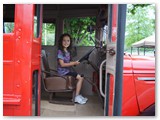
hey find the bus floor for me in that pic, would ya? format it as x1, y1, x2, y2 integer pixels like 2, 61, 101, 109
37, 92, 104, 116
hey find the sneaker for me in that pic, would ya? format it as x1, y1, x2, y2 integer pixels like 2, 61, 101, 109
75, 95, 86, 104
79, 95, 88, 102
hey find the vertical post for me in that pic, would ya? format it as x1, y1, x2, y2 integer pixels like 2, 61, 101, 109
144, 47, 146, 55
113, 4, 126, 116
33, 71, 38, 116
45, 23, 47, 45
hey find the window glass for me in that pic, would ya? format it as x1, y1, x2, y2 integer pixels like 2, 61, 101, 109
34, 5, 41, 38
42, 23, 56, 45
3, 4, 15, 33
4, 22, 14, 33
63, 17, 96, 46
102, 25, 108, 46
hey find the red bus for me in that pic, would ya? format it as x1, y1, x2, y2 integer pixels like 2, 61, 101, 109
3, 4, 155, 116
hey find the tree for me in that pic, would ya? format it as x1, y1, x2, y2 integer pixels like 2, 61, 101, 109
125, 4, 155, 49
64, 17, 96, 46
42, 23, 55, 45
4, 22, 14, 33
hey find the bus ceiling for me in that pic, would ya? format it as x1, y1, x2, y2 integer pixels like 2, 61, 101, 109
43, 4, 107, 23
4, 4, 108, 24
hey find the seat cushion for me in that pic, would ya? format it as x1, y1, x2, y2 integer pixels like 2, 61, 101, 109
44, 76, 76, 91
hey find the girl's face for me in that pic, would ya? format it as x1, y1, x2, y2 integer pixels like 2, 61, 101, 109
62, 36, 71, 49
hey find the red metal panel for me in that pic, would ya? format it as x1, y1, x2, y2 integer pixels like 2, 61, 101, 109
134, 74, 155, 112
14, 4, 34, 116
121, 74, 139, 115
131, 56, 155, 74
3, 94, 21, 105
131, 55, 155, 112
123, 55, 133, 74
3, 34, 15, 95
111, 4, 118, 42
108, 75, 114, 116
105, 4, 118, 116
108, 73, 140, 116
121, 55, 155, 115
3, 4, 41, 116
120, 55, 140, 115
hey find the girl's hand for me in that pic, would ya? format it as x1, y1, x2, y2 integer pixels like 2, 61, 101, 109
74, 61, 80, 66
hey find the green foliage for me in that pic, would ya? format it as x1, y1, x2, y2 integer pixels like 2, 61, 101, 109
41, 17, 96, 46
41, 4, 155, 48
64, 17, 96, 46
125, 4, 155, 48
128, 4, 150, 15
4, 22, 14, 33
42, 23, 55, 45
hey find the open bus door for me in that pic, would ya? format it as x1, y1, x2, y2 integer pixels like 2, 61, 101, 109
3, 4, 43, 116
99, 4, 127, 116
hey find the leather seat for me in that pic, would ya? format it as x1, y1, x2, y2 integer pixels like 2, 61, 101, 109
41, 50, 76, 105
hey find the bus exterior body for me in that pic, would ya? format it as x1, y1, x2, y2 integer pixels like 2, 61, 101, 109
3, 4, 155, 116
3, 5, 42, 116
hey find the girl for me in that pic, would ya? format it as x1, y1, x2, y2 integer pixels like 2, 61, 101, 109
57, 33, 88, 104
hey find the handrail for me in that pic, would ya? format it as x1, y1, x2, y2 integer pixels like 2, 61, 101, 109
99, 59, 106, 97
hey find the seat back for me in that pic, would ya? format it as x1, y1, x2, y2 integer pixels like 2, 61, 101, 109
41, 49, 76, 91
41, 50, 51, 77
41, 49, 76, 104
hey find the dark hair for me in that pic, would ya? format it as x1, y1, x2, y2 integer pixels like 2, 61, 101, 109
58, 33, 73, 56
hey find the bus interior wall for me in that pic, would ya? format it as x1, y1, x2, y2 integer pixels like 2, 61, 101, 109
41, 4, 107, 96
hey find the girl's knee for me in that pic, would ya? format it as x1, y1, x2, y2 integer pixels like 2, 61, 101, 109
80, 76, 84, 81
76, 74, 84, 81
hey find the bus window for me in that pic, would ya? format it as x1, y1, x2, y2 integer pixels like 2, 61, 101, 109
34, 5, 41, 38
3, 22, 14, 33
63, 17, 96, 46
42, 23, 56, 46
102, 25, 108, 46
3, 4, 15, 33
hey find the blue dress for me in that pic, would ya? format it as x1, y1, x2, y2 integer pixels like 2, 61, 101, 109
57, 50, 71, 76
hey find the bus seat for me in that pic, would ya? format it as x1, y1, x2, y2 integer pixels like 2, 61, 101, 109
41, 50, 76, 105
